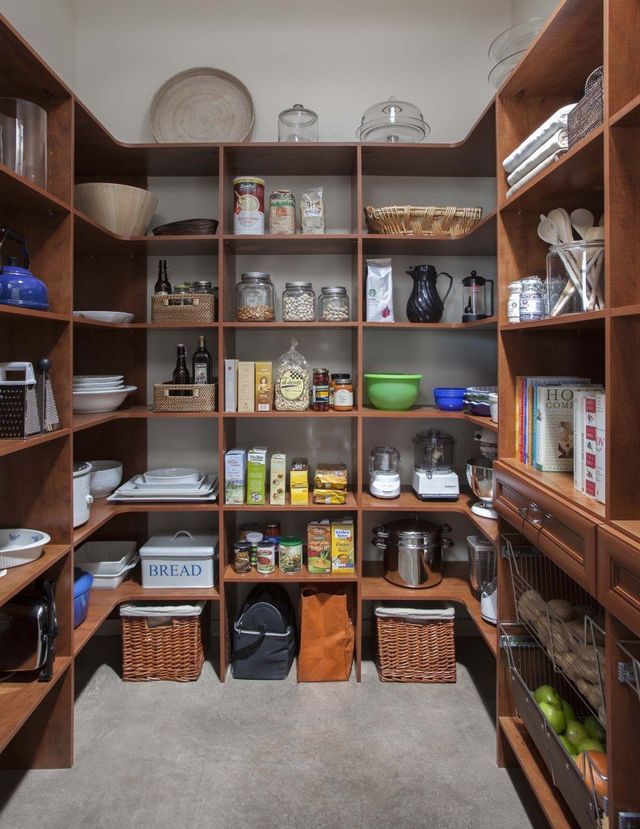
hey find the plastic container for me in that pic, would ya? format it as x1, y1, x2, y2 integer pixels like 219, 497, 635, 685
433, 387, 466, 411
139, 530, 217, 588
364, 373, 422, 411
73, 567, 93, 628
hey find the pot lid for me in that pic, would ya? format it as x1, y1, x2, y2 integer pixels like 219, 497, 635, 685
73, 567, 94, 597
140, 530, 218, 557
357, 96, 430, 143
375, 517, 444, 537
278, 104, 318, 127
73, 461, 92, 477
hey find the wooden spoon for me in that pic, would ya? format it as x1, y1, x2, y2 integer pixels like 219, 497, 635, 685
570, 208, 595, 240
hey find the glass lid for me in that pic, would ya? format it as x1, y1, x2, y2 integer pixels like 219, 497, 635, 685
356, 97, 430, 143
279, 103, 318, 128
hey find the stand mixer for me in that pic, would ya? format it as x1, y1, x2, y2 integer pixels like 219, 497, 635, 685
466, 427, 498, 519
412, 430, 459, 501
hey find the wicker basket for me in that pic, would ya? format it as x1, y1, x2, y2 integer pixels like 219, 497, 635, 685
152, 218, 218, 236
365, 205, 482, 237
153, 383, 216, 413
151, 293, 216, 324
568, 66, 604, 148
375, 610, 456, 683
121, 615, 204, 681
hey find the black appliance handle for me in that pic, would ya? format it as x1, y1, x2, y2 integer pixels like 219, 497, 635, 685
38, 579, 57, 682
230, 623, 267, 662
0, 227, 30, 270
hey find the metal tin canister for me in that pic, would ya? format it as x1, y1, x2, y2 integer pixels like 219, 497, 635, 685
234, 176, 265, 235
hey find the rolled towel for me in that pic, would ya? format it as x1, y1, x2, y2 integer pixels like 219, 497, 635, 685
502, 104, 576, 173
507, 129, 569, 186
505, 152, 561, 199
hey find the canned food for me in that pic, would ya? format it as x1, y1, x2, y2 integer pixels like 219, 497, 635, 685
256, 539, 276, 574
233, 541, 252, 574
279, 537, 303, 573
234, 176, 265, 235
269, 190, 295, 235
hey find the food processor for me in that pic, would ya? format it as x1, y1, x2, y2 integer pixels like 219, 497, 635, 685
369, 445, 401, 499
412, 430, 459, 501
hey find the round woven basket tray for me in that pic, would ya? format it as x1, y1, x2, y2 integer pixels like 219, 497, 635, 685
152, 218, 218, 236
150, 67, 254, 143
365, 204, 483, 237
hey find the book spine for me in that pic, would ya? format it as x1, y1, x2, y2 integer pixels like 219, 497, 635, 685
583, 395, 597, 498
595, 391, 606, 504
224, 359, 238, 412
573, 391, 584, 493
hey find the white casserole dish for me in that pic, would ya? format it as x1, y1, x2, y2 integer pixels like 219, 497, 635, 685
75, 540, 137, 576
90, 557, 139, 589
0, 528, 51, 570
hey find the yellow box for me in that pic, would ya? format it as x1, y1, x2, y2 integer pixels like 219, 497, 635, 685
255, 361, 272, 412
290, 457, 308, 505
331, 518, 355, 573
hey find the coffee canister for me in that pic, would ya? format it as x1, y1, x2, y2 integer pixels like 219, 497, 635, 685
233, 177, 265, 235
372, 518, 452, 588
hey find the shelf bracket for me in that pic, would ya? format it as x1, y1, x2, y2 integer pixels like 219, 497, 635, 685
619, 813, 640, 829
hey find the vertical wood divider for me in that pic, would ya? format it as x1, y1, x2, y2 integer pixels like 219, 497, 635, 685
217, 146, 227, 681
355, 144, 364, 681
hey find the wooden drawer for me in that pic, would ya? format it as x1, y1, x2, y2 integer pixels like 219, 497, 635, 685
494, 462, 598, 595
598, 525, 640, 637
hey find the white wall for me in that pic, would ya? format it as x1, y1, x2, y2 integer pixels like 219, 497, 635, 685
511, 0, 558, 24
1, 0, 75, 85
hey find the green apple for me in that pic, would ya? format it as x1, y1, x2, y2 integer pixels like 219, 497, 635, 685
584, 715, 606, 744
534, 685, 562, 708
540, 701, 566, 734
577, 738, 605, 754
565, 720, 589, 748
558, 734, 578, 755
561, 700, 575, 723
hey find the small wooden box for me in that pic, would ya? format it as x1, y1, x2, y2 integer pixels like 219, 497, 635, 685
153, 383, 216, 413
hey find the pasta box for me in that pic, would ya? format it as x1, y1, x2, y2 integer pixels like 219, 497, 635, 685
139, 530, 218, 589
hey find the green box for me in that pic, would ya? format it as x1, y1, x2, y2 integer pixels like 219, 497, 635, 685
247, 447, 267, 505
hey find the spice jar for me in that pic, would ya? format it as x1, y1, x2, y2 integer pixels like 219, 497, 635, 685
507, 280, 522, 323
246, 530, 263, 567
236, 272, 275, 322
233, 541, 252, 574
519, 276, 546, 321
256, 539, 276, 574
312, 367, 330, 411
333, 375, 354, 411
319, 287, 350, 321
279, 537, 303, 573
282, 282, 315, 321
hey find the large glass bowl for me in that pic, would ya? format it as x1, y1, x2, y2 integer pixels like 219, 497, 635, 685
356, 97, 430, 143
488, 17, 544, 63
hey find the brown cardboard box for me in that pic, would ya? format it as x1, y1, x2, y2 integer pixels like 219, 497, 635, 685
255, 361, 273, 411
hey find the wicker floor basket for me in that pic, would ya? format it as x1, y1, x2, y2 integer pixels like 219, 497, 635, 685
365, 205, 482, 237
121, 615, 205, 682
375, 610, 456, 683
151, 293, 216, 324
153, 383, 216, 413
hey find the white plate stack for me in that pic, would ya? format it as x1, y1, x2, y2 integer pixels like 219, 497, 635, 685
72, 375, 137, 413
107, 467, 218, 502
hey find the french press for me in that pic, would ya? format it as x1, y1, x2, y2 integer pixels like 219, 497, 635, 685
462, 270, 494, 322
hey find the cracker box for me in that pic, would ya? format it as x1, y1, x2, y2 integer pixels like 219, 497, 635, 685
224, 449, 246, 505
247, 447, 267, 505
331, 518, 355, 574
255, 361, 273, 412
270, 452, 286, 505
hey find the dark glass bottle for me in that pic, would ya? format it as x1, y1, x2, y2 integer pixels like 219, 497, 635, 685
192, 335, 213, 384
172, 344, 191, 384
154, 260, 172, 296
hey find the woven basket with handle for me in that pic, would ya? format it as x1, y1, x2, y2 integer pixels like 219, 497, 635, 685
568, 66, 604, 148
121, 615, 204, 682
151, 293, 216, 324
153, 383, 216, 413
375, 615, 456, 682
365, 205, 482, 237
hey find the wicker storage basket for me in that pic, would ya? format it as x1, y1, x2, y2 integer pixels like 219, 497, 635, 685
153, 383, 216, 413
375, 607, 456, 683
152, 218, 218, 236
568, 66, 604, 148
151, 293, 216, 324
365, 205, 482, 237
121, 612, 204, 682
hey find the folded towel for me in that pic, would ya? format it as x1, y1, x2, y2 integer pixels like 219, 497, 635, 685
375, 606, 455, 623
120, 602, 204, 618
502, 104, 576, 173
505, 152, 560, 199
507, 129, 568, 186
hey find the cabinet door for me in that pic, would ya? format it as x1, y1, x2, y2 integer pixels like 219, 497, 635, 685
598, 526, 640, 637
494, 463, 598, 595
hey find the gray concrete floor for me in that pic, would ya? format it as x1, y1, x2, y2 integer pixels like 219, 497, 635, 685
1, 637, 547, 829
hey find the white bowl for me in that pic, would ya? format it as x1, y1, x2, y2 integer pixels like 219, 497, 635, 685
73, 311, 135, 324
144, 467, 202, 484
0, 528, 51, 569
74, 182, 159, 237
89, 460, 124, 498
73, 385, 137, 413
74, 375, 124, 384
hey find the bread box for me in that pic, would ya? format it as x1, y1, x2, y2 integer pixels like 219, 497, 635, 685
139, 530, 217, 589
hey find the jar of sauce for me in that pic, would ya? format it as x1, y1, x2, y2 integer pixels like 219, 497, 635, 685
333, 375, 353, 411
256, 539, 276, 574
312, 368, 330, 411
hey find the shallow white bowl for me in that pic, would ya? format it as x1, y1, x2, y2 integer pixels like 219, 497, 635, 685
73, 311, 135, 324
89, 460, 124, 498
144, 467, 202, 484
0, 528, 51, 570
72, 385, 137, 413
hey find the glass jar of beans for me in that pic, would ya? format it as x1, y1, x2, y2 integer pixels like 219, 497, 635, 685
282, 281, 315, 321
319, 286, 350, 321
235, 272, 275, 322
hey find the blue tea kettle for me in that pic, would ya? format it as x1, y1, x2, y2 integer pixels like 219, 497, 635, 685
0, 227, 50, 311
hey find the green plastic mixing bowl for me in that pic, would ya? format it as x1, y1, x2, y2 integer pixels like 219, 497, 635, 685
364, 373, 423, 411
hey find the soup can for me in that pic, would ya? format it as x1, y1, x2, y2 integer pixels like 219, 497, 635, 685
234, 176, 265, 235
256, 539, 276, 574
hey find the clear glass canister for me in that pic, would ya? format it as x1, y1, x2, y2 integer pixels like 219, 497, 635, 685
519, 276, 546, 321
319, 286, 350, 321
282, 281, 315, 321
278, 104, 319, 142
0, 97, 47, 188
507, 280, 522, 323
236, 272, 275, 322
546, 240, 605, 317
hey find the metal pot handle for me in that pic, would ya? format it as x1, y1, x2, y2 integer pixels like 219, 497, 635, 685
442, 522, 452, 534
442, 537, 453, 549
372, 526, 389, 550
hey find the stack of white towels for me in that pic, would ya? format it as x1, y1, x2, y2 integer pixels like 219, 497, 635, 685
503, 104, 577, 199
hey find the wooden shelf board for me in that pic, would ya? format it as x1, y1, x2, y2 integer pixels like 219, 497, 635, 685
74, 576, 219, 655
361, 561, 497, 655
464, 413, 498, 432
0, 656, 72, 754
500, 459, 606, 522
0, 545, 70, 609
501, 310, 606, 331
500, 127, 604, 213
0, 162, 70, 215
610, 91, 640, 128
0, 305, 69, 323
0, 428, 70, 458
73, 317, 218, 330
223, 143, 357, 176
223, 564, 356, 584
73, 407, 218, 431
498, 717, 578, 829
611, 304, 640, 319
222, 321, 357, 329
362, 407, 497, 430
363, 317, 498, 330
362, 210, 497, 256
223, 492, 358, 512
223, 234, 357, 254
223, 409, 357, 418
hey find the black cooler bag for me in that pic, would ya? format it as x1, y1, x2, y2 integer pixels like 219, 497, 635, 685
231, 585, 296, 679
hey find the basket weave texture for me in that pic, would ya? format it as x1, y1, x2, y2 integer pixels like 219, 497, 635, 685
153, 383, 216, 413
568, 66, 604, 148
376, 616, 456, 682
121, 616, 204, 681
151, 293, 216, 324
365, 205, 482, 237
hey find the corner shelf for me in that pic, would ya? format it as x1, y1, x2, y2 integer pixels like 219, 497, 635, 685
73, 407, 218, 431
0, 428, 71, 458
362, 317, 497, 330
0, 545, 70, 609
500, 310, 606, 332
223, 564, 357, 584
222, 492, 358, 512
0, 162, 71, 215
0, 306, 70, 324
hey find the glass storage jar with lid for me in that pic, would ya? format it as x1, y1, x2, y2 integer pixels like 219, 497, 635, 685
282, 281, 315, 321
236, 272, 275, 322
278, 104, 319, 142
319, 286, 350, 321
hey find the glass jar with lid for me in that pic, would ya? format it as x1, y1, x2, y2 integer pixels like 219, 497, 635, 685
282, 281, 315, 321
507, 280, 522, 323
519, 276, 546, 321
356, 97, 430, 143
236, 272, 275, 322
191, 280, 214, 294
319, 286, 350, 321
278, 104, 319, 143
